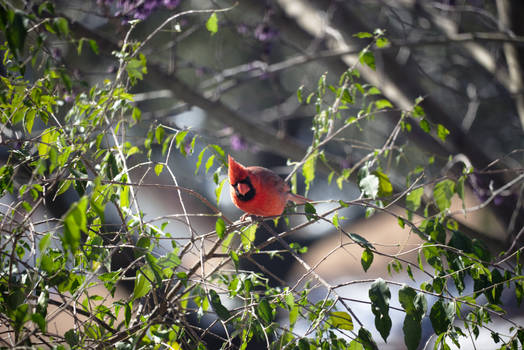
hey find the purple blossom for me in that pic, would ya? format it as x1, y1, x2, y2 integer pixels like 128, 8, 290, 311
162, 0, 180, 9
236, 24, 248, 35
99, 0, 180, 21
340, 159, 351, 169
254, 24, 279, 42
230, 134, 249, 151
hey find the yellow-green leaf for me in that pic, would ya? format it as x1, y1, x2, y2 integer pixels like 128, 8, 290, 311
206, 13, 218, 35
329, 311, 354, 330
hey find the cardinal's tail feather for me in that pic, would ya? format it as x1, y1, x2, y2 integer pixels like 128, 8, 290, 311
287, 192, 312, 204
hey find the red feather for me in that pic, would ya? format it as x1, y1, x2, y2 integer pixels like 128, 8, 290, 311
228, 155, 311, 217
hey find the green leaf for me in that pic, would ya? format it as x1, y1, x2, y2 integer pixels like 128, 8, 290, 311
357, 327, 379, 350
302, 151, 317, 193
25, 109, 36, 134
257, 299, 273, 325
215, 177, 226, 205
6, 10, 27, 58
398, 286, 427, 349
132, 107, 141, 123
206, 12, 218, 35
31, 313, 46, 332
304, 202, 316, 220
120, 185, 129, 209
64, 329, 79, 347
419, 119, 431, 133
205, 154, 215, 173
354, 32, 373, 38
429, 299, 455, 335
155, 125, 165, 144
348, 340, 364, 350
215, 218, 226, 239
39, 233, 52, 252
126, 53, 147, 82
289, 305, 299, 329
359, 174, 379, 199
62, 196, 88, 253
154, 163, 163, 176
361, 248, 374, 272
359, 51, 376, 70
297, 85, 304, 103
332, 212, 340, 228
175, 130, 189, 150
433, 179, 455, 212
373, 170, 393, 197
329, 311, 354, 330
375, 99, 393, 110
403, 314, 422, 350
195, 148, 207, 175
348, 232, 374, 249
38, 128, 59, 157
406, 187, 424, 218
133, 272, 152, 300
241, 224, 258, 250
209, 289, 230, 320
437, 124, 450, 141
369, 278, 392, 341
54, 17, 69, 37
376, 37, 389, 48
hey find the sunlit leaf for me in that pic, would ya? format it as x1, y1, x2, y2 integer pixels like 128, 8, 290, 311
215, 217, 226, 239
329, 311, 354, 330
433, 179, 455, 212
361, 248, 374, 272
206, 13, 218, 35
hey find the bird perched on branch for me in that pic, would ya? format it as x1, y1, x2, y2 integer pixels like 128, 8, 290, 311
228, 155, 311, 217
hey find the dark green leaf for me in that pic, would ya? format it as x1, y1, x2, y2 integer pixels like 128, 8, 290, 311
304, 202, 316, 220
257, 299, 273, 325
348, 232, 374, 249
31, 313, 46, 332
209, 289, 230, 320
6, 10, 27, 58
65, 329, 79, 347
357, 327, 379, 350
369, 278, 391, 341
430, 299, 455, 335
403, 314, 422, 350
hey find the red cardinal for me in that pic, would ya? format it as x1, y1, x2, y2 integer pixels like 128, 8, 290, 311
228, 155, 311, 217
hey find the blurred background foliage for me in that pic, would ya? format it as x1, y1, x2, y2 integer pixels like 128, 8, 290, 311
0, 0, 523, 349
